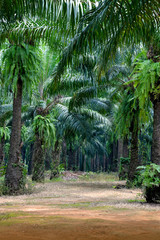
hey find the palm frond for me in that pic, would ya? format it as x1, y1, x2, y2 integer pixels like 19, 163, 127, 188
87, 98, 112, 115
77, 107, 111, 128
56, 104, 92, 138
2, 43, 40, 98
44, 72, 93, 96
69, 86, 97, 111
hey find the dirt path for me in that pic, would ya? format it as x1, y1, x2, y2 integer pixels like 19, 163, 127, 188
0, 177, 160, 239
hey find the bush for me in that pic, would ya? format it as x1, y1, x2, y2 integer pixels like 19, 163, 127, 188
137, 164, 160, 203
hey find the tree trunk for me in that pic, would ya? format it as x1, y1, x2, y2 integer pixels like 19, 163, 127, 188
151, 100, 160, 164
32, 107, 48, 182
27, 143, 33, 175
118, 139, 123, 160
128, 124, 139, 182
5, 78, 23, 194
68, 143, 76, 170
117, 139, 123, 171
32, 134, 45, 182
61, 139, 67, 169
50, 140, 61, 179
123, 137, 129, 158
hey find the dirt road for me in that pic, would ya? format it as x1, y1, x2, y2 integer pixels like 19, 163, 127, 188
0, 176, 160, 240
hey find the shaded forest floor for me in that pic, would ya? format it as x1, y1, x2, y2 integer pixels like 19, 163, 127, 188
0, 172, 160, 239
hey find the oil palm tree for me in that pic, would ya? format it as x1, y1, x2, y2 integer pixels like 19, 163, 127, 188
2, 43, 40, 193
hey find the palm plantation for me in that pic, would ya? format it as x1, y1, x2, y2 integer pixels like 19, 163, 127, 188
1, 1, 160, 239
0, 0, 159, 205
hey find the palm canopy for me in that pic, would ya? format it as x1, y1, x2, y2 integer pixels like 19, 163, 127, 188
51, 0, 159, 83
0, 0, 94, 22
0, 0, 96, 43
2, 43, 40, 97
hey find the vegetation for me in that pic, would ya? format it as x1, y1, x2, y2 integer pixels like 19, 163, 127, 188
0, 0, 159, 204
137, 164, 160, 203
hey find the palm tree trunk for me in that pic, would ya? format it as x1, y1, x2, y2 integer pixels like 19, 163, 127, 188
151, 100, 160, 164
5, 78, 23, 194
50, 140, 61, 179
61, 139, 67, 169
68, 143, 76, 170
128, 124, 139, 182
123, 137, 129, 158
32, 134, 45, 182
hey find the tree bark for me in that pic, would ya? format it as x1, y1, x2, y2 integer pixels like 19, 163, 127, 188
123, 137, 129, 158
50, 140, 61, 179
32, 134, 45, 182
5, 78, 23, 194
128, 123, 139, 182
151, 100, 160, 164
32, 107, 48, 182
27, 143, 33, 175
118, 139, 123, 160
68, 143, 76, 170
61, 139, 67, 169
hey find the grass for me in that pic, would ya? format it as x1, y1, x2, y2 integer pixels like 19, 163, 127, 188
127, 199, 146, 203
48, 201, 130, 211
78, 172, 119, 182
48, 202, 130, 212
45, 177, 64, 183
0, 212, 28, 221
53, 202, 91, 209
42, 171, 119, 184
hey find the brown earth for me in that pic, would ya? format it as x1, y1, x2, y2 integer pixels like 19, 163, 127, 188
0, 173, 160, 240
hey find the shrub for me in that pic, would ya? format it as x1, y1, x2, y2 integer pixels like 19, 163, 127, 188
137, 164, 160, 203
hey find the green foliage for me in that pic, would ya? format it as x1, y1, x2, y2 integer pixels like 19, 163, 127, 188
0, 127, 10, 141
0, 165, 7, 176
21, 125, 32, 143
130, 56, 160, 109
2, 43, 40, 98
137, 164, 160, 188
115, 89, 138, 136
32, 114, 56, 148
58, 164, 65, 174
137, 164, 160, 202
4, 143, 10, 163
0, 104, 12, 126
52, 0, 159, 82
69, 86, 96, 111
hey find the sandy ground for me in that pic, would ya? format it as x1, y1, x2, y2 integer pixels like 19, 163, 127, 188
0, 175, 160, 239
